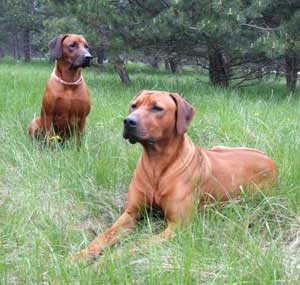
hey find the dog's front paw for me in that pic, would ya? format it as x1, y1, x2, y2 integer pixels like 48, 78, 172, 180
69, 247, 101, 264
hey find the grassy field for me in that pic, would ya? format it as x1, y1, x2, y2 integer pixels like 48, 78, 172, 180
0, 59, 300, 284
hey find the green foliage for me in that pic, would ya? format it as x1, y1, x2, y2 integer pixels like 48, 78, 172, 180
32, 17, 86, 55
0, 0, 42, 31
1, 1, 300, 70
1, 1, 300, 87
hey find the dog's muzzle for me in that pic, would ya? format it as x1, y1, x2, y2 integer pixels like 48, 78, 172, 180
71, 49, 93, 68
123, 114, 157, 145
123, 114, 139, 144
81, 52, 93, 68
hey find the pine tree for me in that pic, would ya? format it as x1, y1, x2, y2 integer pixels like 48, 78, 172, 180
1, 0, 44, 61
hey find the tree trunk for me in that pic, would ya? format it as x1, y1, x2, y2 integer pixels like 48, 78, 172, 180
149, 56, 160, 68
208, 48, 229, 88
13, 34, 17, 59
13, 32, 21, 59
114, 58, 131, 85
23, 29, 31, 62
96, 46, 105, 64
285, 50, 298, 95
164, 59, 170, 71
274, 64, 280, 81
168, 57, 178, 73
16, 32, 21, 59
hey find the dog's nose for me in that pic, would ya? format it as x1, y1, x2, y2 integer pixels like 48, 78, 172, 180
83, 49, 93, 61
84, 54, 93, 61
84, 52, 93, 62
124, 115, 138, 128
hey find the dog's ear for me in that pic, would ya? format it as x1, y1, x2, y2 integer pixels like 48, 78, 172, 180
128, 90, 143, 112
133, 90, 145, 100
169, 93, 195, 135
48, 34, 68, 60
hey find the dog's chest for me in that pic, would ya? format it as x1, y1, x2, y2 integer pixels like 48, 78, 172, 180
53, 92, 90, 117
142, 178, 171, 207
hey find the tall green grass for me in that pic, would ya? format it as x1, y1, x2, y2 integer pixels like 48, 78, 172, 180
0, 59, 300, 284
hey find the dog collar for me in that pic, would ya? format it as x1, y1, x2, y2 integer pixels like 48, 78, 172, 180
51, 70, 83, 86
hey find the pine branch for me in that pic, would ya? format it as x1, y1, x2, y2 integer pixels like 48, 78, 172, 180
232, 74, 265, 88
195, 59, 209, 69
240, 23, 280, 31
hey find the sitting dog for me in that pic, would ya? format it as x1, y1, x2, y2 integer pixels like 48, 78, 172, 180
72, 90, 277, 261
28, 34, 92, 146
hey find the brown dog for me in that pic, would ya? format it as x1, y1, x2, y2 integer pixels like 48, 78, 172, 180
72, 90, 277, 261
28, 34, 92, 146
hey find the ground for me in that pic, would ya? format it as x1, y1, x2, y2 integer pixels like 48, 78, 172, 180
0, 59, 300, 284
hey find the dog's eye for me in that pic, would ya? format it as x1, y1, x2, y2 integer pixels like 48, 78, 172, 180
84, 44, 89, 49
69, 42, 78, 49
151, 105, 164, 112
131, 103, 137, 109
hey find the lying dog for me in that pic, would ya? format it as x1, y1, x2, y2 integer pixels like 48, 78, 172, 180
72, 90, 277, 261
28, 34, 92, 146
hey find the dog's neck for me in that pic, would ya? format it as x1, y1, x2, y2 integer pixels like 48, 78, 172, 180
53, 60, 82, 84
141, 134, 196, 180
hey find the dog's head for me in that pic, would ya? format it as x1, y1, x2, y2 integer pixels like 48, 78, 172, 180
123, 90, 195, 145
48, 34, 93, 68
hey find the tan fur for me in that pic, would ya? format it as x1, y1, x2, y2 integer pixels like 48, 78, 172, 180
71, 90, 277, 262
28, 34, 91, 146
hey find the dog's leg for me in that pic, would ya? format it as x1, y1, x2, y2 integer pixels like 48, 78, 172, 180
40, 116, 55, 137
152, 197, 194, 242
93, 220, 179, 268
70, 210, 138, 262
76, 118, 86, 149
28, 117, 42, 139
155, 221, 177, 240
